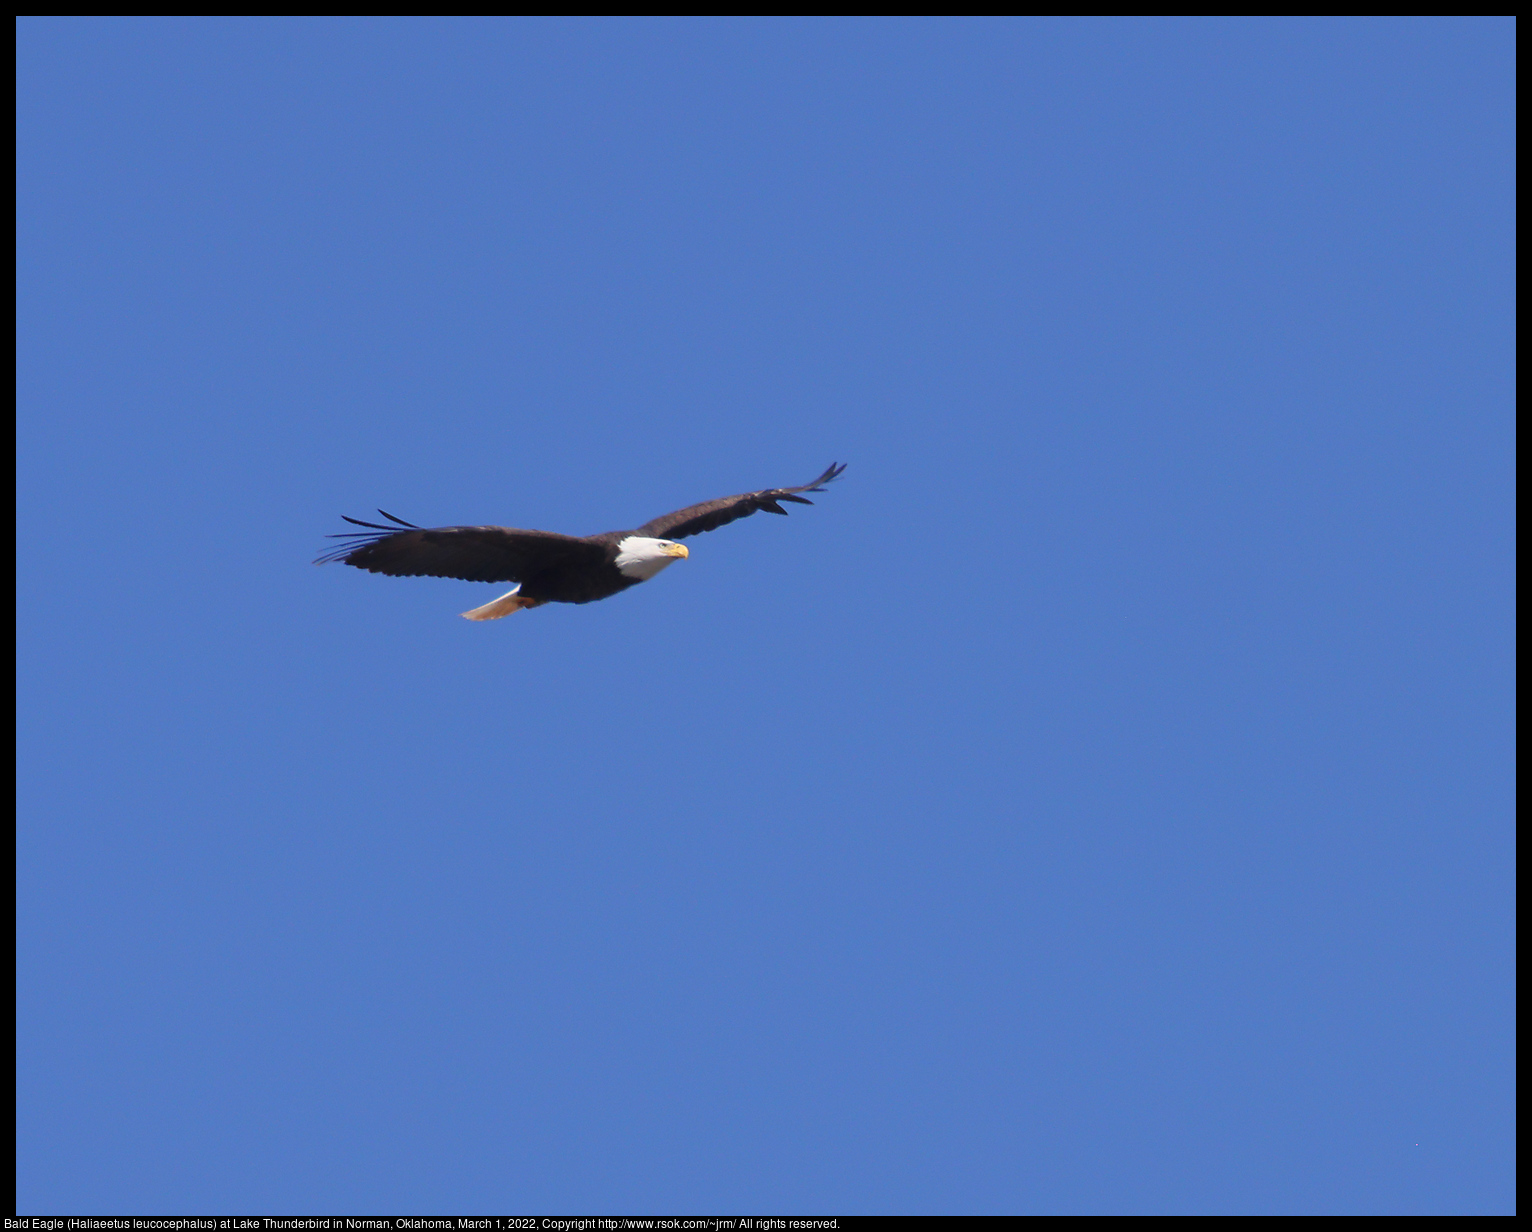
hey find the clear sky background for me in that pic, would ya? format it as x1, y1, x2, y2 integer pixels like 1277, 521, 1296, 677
17, 17, 1514, 1216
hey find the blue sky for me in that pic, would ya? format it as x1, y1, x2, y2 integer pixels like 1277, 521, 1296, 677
17, 17, 1514, 1215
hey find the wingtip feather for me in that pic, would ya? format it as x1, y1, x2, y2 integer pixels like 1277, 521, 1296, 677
377, 509, 421, 529
802, 461, 846, 491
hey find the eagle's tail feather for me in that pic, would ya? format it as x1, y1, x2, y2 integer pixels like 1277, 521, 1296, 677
461, 588, 541, 621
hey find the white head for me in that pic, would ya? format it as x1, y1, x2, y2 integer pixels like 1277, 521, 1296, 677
615, 535, 689, 580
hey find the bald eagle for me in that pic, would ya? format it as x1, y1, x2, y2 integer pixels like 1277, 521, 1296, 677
316, 462, 846, 620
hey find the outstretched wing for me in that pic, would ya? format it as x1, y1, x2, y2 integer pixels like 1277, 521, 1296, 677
637, 462, 846, 541
314, 510, 607, 582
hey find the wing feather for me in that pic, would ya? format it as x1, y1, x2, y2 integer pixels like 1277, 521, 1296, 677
637, 462, 846, 541
315, 522, 607, 583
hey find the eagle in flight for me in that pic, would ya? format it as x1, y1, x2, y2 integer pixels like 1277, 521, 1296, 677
316, 462, 846, 620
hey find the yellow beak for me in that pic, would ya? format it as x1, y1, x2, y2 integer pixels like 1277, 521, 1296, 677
663, 543, 690, 559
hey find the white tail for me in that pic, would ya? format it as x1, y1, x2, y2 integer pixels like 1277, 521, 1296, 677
461, 588, 540, 621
